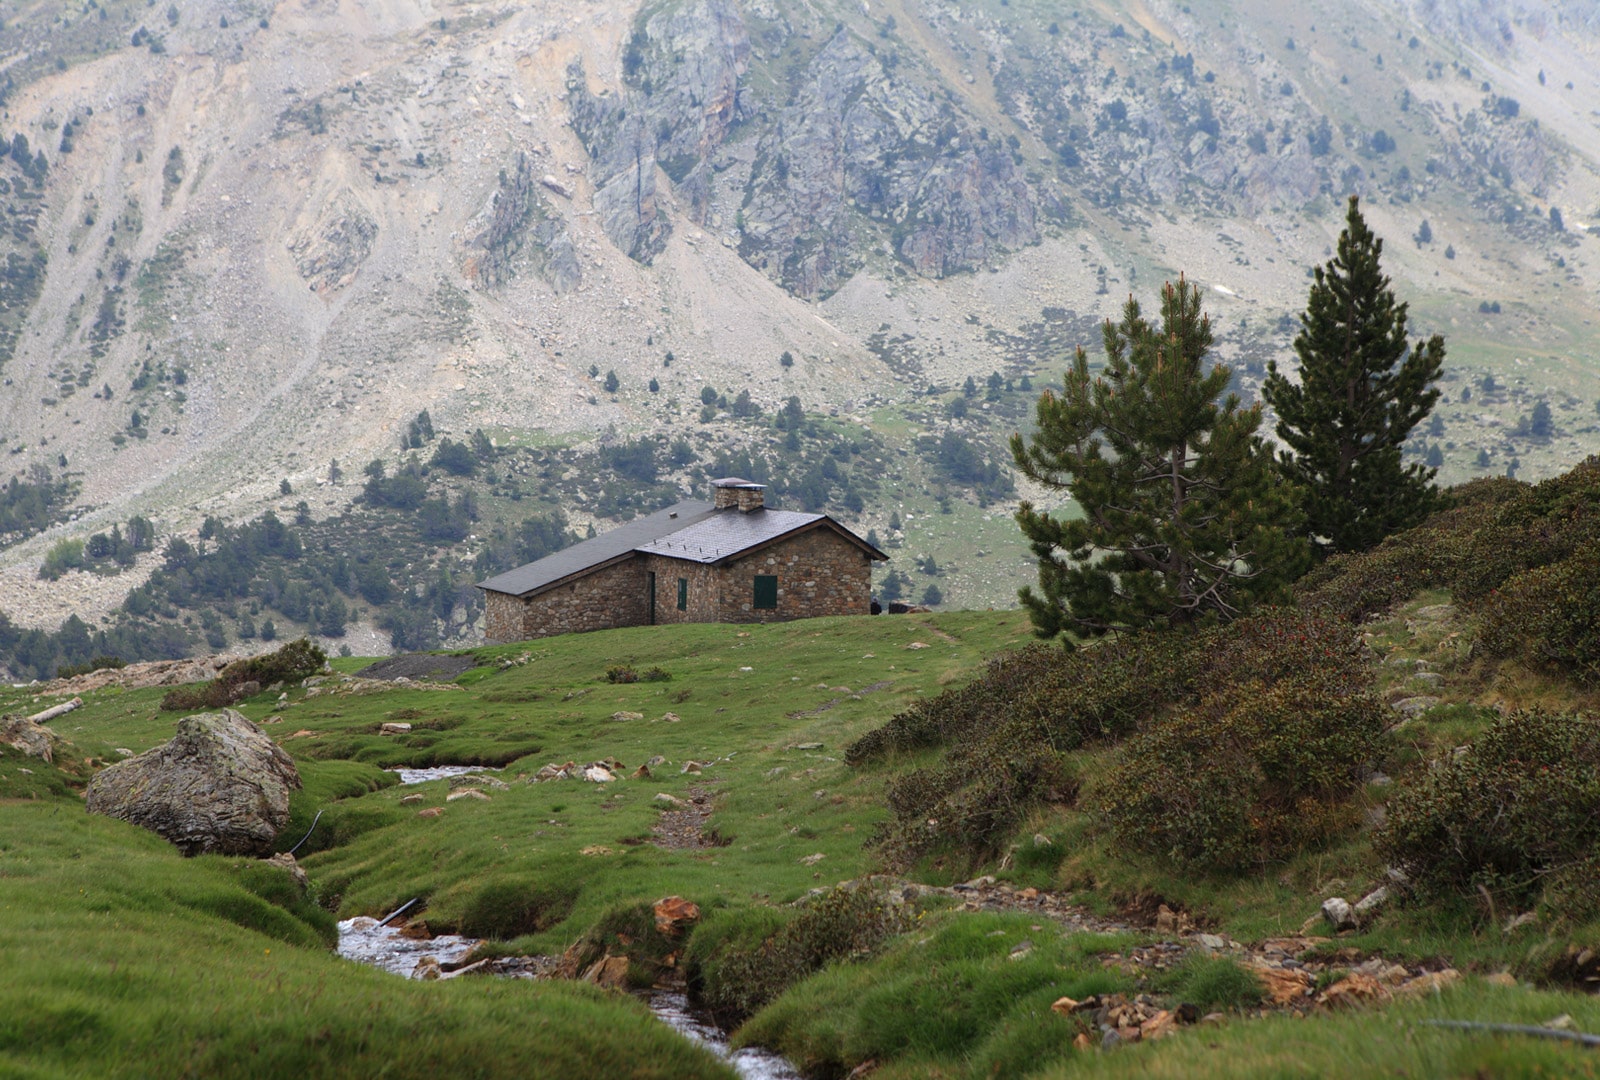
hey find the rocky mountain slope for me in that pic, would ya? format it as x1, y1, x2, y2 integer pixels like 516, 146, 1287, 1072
3, 0, 1600, 638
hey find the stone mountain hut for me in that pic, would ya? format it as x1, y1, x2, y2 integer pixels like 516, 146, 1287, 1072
477, 479, 888, 642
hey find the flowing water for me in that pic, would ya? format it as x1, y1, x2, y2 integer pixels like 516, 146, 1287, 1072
336, 918, 801, 1080
387, 765, 497, 785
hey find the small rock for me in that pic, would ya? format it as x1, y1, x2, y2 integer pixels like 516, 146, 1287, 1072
579, 845, 613, 856
1255, 965, 1313, 1005
658, 712, 682, 723
1101, 1029, 1123, 1050
582, 954, 631, 988
446, 788, 489, 802
583, 766, 615, 783
1544, 1014, 1576, 1031
610, 711, 644, 722
1318, 972, 1389, 1008
1503, 911, 1537, 934
1072, 1032, 1093, 1050
799, 852, 826, 865
1392, 696, 1441, 717
450, 775, 509, 791
114, 747, 134, 757
1050, 996, 1080, 1015
1195, 933, 1227, 950
1032, 833, 1052, 847
1321, 897, 1357, 932
653, 895, 701, 937
646, 755, 669, 767
906, 642, 929, 649
681, 761, 707, 774
631, 764, 651, 779
417, 807, 445, 818
413, 956, 442, 980
399, 793, 425, 804
380, 722, 412, 735
1484, 972, 1519, 988
654, 793, 688, 808
794, 742, 823, 751
765, 767, 787, 779
1008, 940, 1034, 960
1353, 886, 1389, 919
1396, 969, 1461, 997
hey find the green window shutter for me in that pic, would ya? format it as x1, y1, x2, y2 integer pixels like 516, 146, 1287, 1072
753, 575, 778, 609
677, 577, 688, 611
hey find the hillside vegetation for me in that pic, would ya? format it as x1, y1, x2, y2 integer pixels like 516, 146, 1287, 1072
6, 454, 1600, 1076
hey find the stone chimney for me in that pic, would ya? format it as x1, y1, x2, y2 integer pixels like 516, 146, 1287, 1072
712, 477, 766, 512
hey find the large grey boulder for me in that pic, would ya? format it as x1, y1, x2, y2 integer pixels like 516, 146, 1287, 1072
85, 709, 301, 856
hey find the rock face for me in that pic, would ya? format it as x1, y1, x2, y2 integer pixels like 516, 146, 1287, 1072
85, 709, 301, 856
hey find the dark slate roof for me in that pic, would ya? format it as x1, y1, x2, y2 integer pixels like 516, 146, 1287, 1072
635, 508, 827, 563
476, 500, 716, 597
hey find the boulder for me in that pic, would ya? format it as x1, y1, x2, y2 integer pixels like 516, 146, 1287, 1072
0, 715, 62, 763
85, 709, 301, 856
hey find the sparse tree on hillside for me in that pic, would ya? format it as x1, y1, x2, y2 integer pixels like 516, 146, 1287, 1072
1263, 196, 1445, 557
1012, 277, 1306, 641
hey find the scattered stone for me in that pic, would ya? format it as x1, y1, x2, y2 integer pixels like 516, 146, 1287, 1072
400, 793, 425, 804
1255, 965, 1313, 1005
417, 807, 445, 818
794, 742, 824, 751
114, 747, 134, 757
658, 712, 681, 723
1195, 933, 1228, 950
611, 711, 644, 722
584, 765, 616, 783
632, 764, 651, 779
582, 953, 631, 988
446, 788, 490, 802
1395, 969, 1461, 997
1008, 940, 1034, 960
450, 774, 509, 792
1321, 897, 1357, 932
579, 845, 613, 856
1050, 996, 1081, 1015
532, 761, 578, 781
765, 767, 787, 779
1032, 833, 1052, 847
799, 852, 826, 865
86, 709, 301, 857
1484, 972, 1519, 988
653, 895, 701, 937
682, 761, 708, 774
1353, 886, 1389, 920
1072, 1032, 1093, 1051
906, 642, 929, 650
380, 722, 413, 735
413, 956, 443, 980
1503, 911, 1537, 934
1318, 972, 1389, 1009
1544, 1014, 1576, 1031
654, 793, 689, 808
265, 851, 309, 891
1392, 696, 1441, 717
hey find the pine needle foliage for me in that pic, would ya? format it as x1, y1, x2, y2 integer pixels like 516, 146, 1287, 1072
1264, 196, 1445, 556
1011, 277, 1306, 640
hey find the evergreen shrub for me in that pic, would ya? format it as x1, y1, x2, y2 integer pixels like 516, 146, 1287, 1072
1376, 710, 1600, 921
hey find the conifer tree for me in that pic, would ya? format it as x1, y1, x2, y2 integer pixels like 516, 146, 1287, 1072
1011, 277, 1306, 641
1263, 196, 1444, 556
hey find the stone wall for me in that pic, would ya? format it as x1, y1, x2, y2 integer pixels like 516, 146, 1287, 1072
642, 556, 724, 625
714, 525, 874, 622
484, 558, 652, 643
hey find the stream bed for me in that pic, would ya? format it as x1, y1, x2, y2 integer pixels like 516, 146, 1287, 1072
387, 765, 497, 785
336, 917, 801, 1080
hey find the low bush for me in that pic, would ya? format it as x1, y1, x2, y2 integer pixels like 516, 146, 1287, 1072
1475, 551, 1600, 684
1375, 709, 1600, 921
1097, 666, 1386, 870
604, 664, 638, 684
857, 608, 1375, 867
162, 638, 326, 711
685, 886, 907, 1027
56, 655, 126, 679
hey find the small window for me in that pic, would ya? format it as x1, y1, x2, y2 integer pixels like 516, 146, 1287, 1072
753, 575, 778, 610
677, 577, 688, 611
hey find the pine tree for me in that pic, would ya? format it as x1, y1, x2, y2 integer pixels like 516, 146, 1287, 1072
1263, 196, 1444, 556
1011, 277, 1305, 640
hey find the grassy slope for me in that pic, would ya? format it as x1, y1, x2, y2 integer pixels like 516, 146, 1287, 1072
9, 599, 1600, 1077
0, 801, 734, 1080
